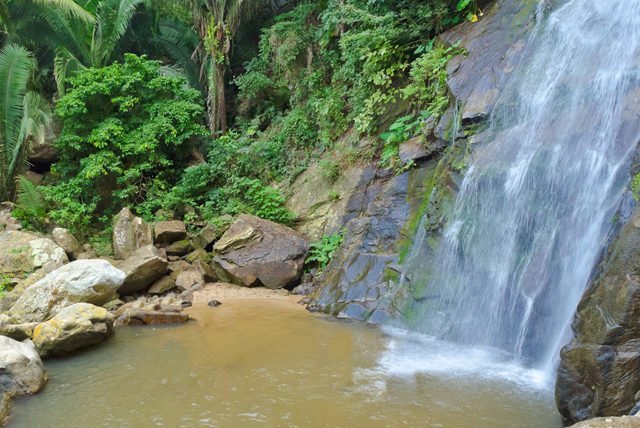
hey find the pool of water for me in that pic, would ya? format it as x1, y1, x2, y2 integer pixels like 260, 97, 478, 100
8, 299, 562, 427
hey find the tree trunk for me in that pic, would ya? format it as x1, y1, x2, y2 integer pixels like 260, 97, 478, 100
207, 56, 227, 135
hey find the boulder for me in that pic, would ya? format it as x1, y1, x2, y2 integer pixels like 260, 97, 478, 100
0, 322, 38, 341
52, 228, 81, 260
557, 208, 640, 423
1, 392, 8, 425
193, 260, 217, 283
117, 245, 168, 295
192, 218, 233, 249
0, 231, 67, 275
165, 239, 193, 257
112, 208, 153, 260
0, 336, 46, 396
398, 138, 431, 164
148, 276, 176, 295
175, 269, 204, 292
569, 417, 640, 428
0, 203, 21, 232
8, 260, 125, 323
154, 221, 187, 244
32, 303, 114, 358
212, 215, 309, 289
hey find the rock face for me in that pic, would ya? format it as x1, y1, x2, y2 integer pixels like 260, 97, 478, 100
0, 336, 46, 396
212, 215, 309, 289
154, 221, 187, 244
52, 228, 81, 260
300, 0, 540, 322
117, 245, 168, 295
557, 207, 640, 424
112, 208, 154, 260
0, 231, 67, 275
8, 260, 125, 323
32, 303, 114, 358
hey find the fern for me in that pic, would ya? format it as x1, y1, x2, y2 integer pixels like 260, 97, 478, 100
16, 176, 46, 218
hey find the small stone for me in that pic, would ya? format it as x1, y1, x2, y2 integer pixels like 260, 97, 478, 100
207, 300, 222, 307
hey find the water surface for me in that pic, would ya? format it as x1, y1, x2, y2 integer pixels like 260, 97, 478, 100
10, 300, 561, 427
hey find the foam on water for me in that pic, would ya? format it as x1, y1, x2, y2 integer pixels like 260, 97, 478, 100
375, 327, 551, 390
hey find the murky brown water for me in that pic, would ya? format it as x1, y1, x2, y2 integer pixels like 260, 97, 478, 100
9, 299, 561, 427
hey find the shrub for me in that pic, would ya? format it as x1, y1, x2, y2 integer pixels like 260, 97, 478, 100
305, 231, 345, 272
45, 54, 207, 235
162, 131, 294, 224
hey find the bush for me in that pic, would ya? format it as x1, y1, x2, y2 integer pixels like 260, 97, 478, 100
161, 131, 294, 224
45, 54, 207, 235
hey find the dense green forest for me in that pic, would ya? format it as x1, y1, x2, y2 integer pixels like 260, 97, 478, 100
0, 0, 478, 252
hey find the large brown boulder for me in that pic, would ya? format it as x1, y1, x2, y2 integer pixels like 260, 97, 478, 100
557, 208, 640, 424
32, 303, 114, 358
112, 208, 153, 260
117, 245, 168, 295
211, 215, 308, 289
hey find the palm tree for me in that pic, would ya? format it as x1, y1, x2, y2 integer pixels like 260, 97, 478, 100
51, 0, 146, 93
190, 0, 278, 134
3, 0, 144, 95
0, 44, 50, 201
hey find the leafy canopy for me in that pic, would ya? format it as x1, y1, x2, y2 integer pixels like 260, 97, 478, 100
46, 54, 207, 234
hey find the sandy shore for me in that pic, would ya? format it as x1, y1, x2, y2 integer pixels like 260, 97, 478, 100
190, 282, 303, 304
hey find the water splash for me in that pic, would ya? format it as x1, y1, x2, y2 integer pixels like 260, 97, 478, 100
402, 0, 640, 379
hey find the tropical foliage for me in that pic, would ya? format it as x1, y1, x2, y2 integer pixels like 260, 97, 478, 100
0, 0, 479, 237
45, 54, 207, 233
0, 44, 50, 201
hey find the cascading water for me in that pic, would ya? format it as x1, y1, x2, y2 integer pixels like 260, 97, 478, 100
401, 0, 640, 380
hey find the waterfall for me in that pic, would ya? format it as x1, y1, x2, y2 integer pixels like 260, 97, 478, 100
403, 0, 640, 377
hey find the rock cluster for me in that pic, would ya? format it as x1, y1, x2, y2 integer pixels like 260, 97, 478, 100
0, 205, 311, 421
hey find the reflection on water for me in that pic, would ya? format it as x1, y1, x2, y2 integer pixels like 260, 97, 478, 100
9, 300, 561, 427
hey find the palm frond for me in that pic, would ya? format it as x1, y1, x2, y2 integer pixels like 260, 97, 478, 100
152, 18, 202, 90
31, 0, 96, 25
54, 47, 84, 95
91, 0, 144, 66
0, 44, 35, 160
0, 1, 11, 33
